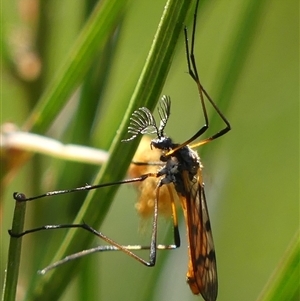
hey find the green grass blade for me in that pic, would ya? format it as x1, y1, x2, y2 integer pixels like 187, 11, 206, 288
23, 0, 128, 133
257, 230, 300, 301
2, 201, 26, 301
22, 0, 193, 300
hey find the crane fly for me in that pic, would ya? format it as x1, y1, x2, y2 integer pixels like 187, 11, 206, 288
9, 1, 230, 300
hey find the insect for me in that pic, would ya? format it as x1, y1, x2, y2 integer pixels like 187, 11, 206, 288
10, 0, 230, 300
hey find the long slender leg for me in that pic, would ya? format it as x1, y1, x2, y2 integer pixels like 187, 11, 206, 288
9, 183, 181, 274
188, 0, 231, 147
167, 0, 230, 156
13, 172, 158, 203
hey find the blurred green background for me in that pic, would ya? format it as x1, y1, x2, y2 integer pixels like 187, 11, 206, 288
1, 0, 298, 301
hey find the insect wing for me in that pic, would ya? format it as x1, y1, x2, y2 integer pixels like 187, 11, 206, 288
181, 170, 218, 301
